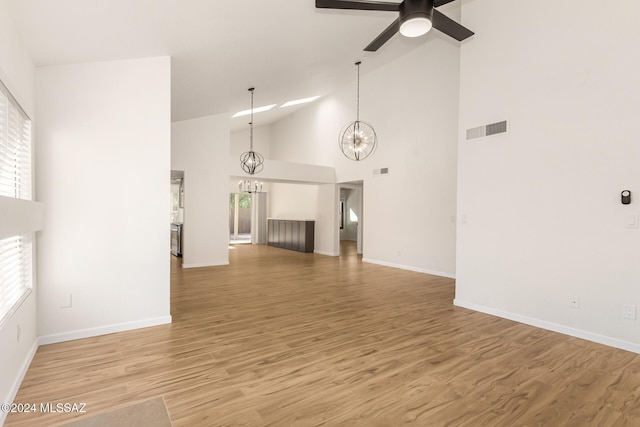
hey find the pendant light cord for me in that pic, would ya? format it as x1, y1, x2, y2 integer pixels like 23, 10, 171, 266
355, 61, 361, 122
249, 87, 255, 151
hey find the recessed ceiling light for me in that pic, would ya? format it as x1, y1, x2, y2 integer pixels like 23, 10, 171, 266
281, 96, 320, 108
232, 104, 276, 118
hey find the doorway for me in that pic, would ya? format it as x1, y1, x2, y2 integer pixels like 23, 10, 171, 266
338, 181, 363, 255
171, 170, 184, 260
229, 193, 252, 244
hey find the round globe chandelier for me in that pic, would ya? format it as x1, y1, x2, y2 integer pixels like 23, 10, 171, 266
339, 61, 377, 161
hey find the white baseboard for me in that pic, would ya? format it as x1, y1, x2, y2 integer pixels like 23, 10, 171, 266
453, 299, 640, 354
182, 261, 229, 268
1, 316, 172, 425
38, 315, 172, 346
362, 258, 456, 279
1, 339, 38, 426
314, 250, 339, 256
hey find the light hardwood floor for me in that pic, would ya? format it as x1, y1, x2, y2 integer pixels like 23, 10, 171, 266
6, 242, 640, 426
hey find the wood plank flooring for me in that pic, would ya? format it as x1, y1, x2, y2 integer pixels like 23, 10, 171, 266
6, 242, 640, 426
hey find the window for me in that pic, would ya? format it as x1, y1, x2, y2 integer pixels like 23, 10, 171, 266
0, 80, 31, 200
0, 235, 33, 325
0, 78, 33, 326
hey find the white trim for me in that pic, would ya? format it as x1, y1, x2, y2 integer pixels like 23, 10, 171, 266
38, 316, 172, 346
182, 261, 229, 269
0, 338, 38, 426
0, 77, 30, 120
0, 197, 45, 240
362, 258, 456, 279
0, 289, 31, 330
453, 299, 640, 355
314, 250, 339, 257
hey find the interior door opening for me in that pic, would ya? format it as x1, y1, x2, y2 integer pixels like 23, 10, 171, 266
338, 182, 363, 256
229, 192, 252, 244
171, 170, 184, 261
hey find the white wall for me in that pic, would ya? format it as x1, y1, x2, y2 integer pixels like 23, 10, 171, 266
316, 184, 340, 256
172, 113, 230, 268
36, 57, 172, 342
270, 37, 461, 277
268, 182, 319, 220
456, 0, 640, 352
0, 0, 38, 419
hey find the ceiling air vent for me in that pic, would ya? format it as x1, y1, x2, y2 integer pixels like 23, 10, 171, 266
466, 120, 508, 141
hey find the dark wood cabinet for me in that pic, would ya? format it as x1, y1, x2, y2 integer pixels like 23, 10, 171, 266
267, 219, 314, 253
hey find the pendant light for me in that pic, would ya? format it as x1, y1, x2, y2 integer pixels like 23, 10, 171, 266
238, 180, 263, 193
240, 87, 264, 175
339, 62, 377, 161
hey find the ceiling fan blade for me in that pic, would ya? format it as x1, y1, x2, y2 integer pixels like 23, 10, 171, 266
432, 9, 474, 41
434, 0, 456, 7
364, 18, 400, 52
316, 0, 400, 12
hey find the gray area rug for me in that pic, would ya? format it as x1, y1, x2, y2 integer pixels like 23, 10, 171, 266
58, 397, 172, 427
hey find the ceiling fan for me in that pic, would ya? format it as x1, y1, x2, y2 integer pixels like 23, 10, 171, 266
316, 0, 474, 52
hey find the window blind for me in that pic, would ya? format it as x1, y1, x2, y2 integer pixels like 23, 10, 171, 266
0, 234, 32, 326
0, 78, 33, 326
0, 80, 31, 200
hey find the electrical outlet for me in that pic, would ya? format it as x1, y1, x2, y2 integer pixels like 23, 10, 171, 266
569, 296, 580, 309
623, 304, 637, 320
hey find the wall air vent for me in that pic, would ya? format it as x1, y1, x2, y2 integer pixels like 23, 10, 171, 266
466, 120, 508, 141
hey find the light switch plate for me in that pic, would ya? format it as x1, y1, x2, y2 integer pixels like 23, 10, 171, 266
623, 304, 637, 320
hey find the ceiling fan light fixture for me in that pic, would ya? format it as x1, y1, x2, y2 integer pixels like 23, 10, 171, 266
398, 0, 434, 38
399, 16, 432, 37
317, 0, 474, 52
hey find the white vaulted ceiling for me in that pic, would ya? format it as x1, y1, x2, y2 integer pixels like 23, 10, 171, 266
5, 0, 462, 129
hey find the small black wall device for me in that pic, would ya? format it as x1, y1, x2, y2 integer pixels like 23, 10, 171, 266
621, 190, 631, 205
